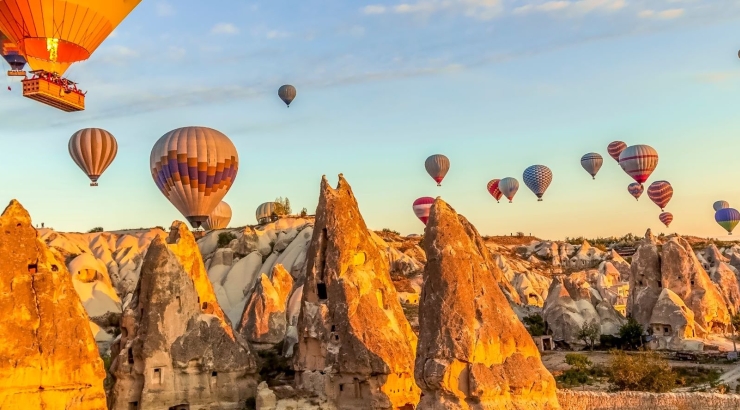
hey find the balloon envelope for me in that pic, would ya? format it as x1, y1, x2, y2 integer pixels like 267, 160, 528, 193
647, 180, 673, 211
659, 212, 673, 228
0, 0, 142, 75
628, 183, 644, 200
618, 145, 658, 184
580, 153, 603, 179
425, 154, 450, 186
498, 177, 519, 203
68, 128, 118, 186
523, 165, 553, 201
278, 85, 296, 107
716, 208, 740, 235
413, 197, 435, 225
150, 126, 239, 229
256, 202, 278, 224
203, 201, 232, 230
487, 179, 503, 202
714, 201, 730, 212
607, 141, 627, 162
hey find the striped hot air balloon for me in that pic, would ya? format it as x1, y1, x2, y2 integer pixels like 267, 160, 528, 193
203, 201, 232, 230
607, 141, 627, 162
628, 183, 644, 201
150, 126, 239, 229
714, 201, 730, 212
659, 212, 673, 228
425, 154, 450, 186
716, 208, 740, 235
580, 153, 603, 179
523, 165, 553, 201
618, 144, 658, 184
68, 128, 118, 186
413, 197, 435, 224
256, 202, 278, 224
647, 180, 673, 211
487, 179, 503, 203
278, 85, 296, 107
498, 177, 519, 203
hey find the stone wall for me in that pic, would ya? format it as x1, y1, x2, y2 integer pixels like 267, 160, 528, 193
557, 390, 740, 410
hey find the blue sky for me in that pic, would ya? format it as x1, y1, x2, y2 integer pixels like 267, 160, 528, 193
1, 0, 740, 239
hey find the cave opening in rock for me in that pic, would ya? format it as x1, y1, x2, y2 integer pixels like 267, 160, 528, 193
127, 348, 134, 364
27, 263, 37, 274
317, 283, 328, 300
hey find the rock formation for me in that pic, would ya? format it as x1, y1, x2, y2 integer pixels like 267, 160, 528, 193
649, 288, 704, 350
627, 230, 662, 327
109, 222, 259, 409
415, 198, 559, 409
239, 263, 294, 348
293, 175, 420, 409
0, 200, 107, 409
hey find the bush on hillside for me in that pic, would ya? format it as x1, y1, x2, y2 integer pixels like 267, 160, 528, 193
523, 314, 546, 337
217, 232, 236, 248
88, 227, 104, 233
606, 350, 676, 393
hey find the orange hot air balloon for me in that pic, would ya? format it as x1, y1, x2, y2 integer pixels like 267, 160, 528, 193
0, 0, 142, 76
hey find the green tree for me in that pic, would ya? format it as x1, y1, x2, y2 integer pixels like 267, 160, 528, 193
523, 314, 546, 337
565, 353, 592, 371
88, 227, 104, 233
577, 320, 600, 351
619, 317, 644, 350
274, 197, 292, 216
300, 207, 308, 217
217, 232, 236, 248
607, 351, 676, 392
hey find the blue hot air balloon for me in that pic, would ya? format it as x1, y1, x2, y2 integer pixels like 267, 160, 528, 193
715, 208, 740, 235
523, 165, 553, 201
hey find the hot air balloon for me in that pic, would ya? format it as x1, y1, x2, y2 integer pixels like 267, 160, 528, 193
150, 126, 239, 229
487, 179, 503, 203
647, 180, 673, 211
628, 183, 644, 201
523, 165, 553, 201
0, 31, 25, 76
68, 128, 118, 187
607, 141, 627, 162
203, 201, 232, 231
0, 0, 142, 111
256, 202, 279, 224
714, 201, 730, 212
278, 85, 296, 107
425, 154, 450, 186
580, 153, 603, 180
659, 212, 673, 228
716, 208, 740, 235
618, 144, 658, 184
413, 197, 435, 225
498, 177, 519, 203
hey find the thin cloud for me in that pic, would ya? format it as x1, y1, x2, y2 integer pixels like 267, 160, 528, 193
513, 0, 625, 15
156, 1, 174, 16
266, 30, 291, 39
361, 0, 503, 20
211, 23, 240, 35
694, 71, 740, 84
637, 8, 685, 19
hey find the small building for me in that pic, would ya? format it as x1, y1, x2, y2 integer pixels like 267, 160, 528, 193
532, 335, 554, 352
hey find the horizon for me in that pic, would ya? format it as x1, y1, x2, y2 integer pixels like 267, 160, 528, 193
2, 1, 740, 239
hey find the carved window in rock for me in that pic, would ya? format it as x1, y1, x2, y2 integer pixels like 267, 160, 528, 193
153, 368, 163, 384
657, 281, 662, 288
202, 302, 208, 310
51, 265, 58, 272
128, 402, 138, 410
211, 371, 218, 384
317, 283, 328, 300
127, 348, 134, 364
690, 280, 695, 286
176, 296, 181, 309
353, 378, 361, 399
27, 262, 37, 274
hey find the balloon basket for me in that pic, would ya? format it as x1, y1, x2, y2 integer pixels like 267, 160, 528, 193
538, 199, 543, 202
7, 70, 25, 77
90, 182, 98, 187
22, 72, 85, 112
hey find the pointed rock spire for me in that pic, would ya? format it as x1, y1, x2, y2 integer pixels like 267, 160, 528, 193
294, 175, 420, 409
416, 198, 559, 409
0, 200, 107, 408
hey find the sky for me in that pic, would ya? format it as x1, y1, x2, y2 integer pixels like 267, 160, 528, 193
1, 0, 740, 240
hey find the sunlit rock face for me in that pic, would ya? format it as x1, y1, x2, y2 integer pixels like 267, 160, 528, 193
238, 263, 294, 348
416, 198, 560, 410
109, 222, 258, 409
293, 175, 420, 409
0, 200, 107, 409
627, 230, 662, 328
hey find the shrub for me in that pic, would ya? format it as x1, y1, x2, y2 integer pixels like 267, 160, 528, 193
577, 320, 600, 351
599, 334, 623, 349
300, 207, 308, 217
606, 351, 676, 392
217, 232, 236, 248
382, 228, 401, 236
523, 314, 546, 337
88, 227, 104, 233
566, 353, 592, 371
618, 317, 644, 350
556, 354, 594, 388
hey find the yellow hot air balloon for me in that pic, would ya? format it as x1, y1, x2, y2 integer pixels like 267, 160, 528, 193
150, 127, 239, 229
0, 0, 142, 110
203, 201, 233, 230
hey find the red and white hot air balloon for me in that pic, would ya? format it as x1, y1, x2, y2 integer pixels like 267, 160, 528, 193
607, 141, 627, 162
659, 212, 673, 228
487, 179, 503, 203
647, 181, 673, 212
413, 197, 435, 225
618, 144, 658, 185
